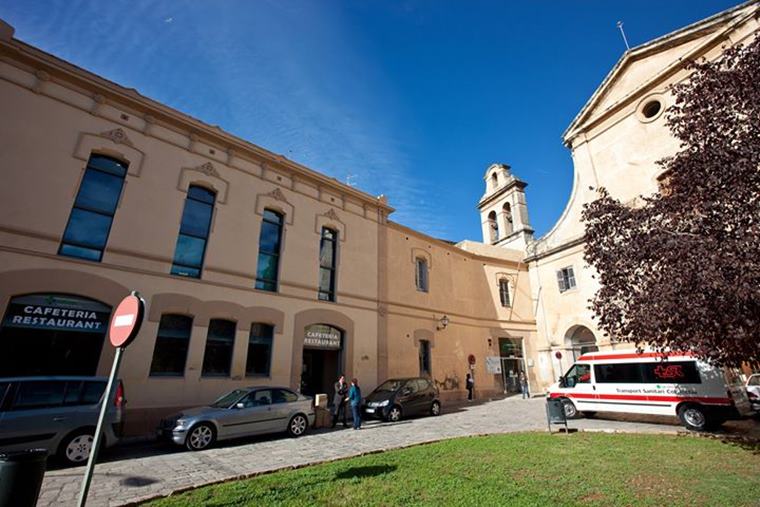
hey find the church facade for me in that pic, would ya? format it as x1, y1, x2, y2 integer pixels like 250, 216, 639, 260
0, 2, 756, 436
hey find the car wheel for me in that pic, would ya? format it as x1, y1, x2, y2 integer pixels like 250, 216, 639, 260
288, 414, 308, 437
185, 423, 216, 451
387, 405, 402, 422
561, 399, 579, 419
59, 429, 94, 466
430, 401, 441, 416
581, 411, 597, 418
678, 404, 711, 431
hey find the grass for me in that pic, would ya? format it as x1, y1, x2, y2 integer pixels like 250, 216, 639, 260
145, 432, 759, 507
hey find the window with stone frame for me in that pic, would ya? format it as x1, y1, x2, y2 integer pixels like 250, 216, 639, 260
499, 279, 511, 307
557, 266, 577, 293
415, 257, 429, 292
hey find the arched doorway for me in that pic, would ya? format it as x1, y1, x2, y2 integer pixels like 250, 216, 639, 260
564, 325, 598, 361
300, 324, 344, 397
0, 294, 111, 376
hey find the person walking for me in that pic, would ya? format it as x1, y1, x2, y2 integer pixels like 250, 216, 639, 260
519, 370, 530, 399
331, 374, 348, 428
465, 372, 474, 401
348, 378, 362, 430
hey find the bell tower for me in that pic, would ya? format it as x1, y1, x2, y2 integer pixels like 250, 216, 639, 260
477, 163, 533, 251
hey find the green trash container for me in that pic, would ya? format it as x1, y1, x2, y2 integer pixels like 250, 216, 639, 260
0, 449, 47, 507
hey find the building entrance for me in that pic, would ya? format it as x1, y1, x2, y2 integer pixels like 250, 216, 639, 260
299, 324, 343, 397
498, 337, 525, 395
0, 294, 111, 376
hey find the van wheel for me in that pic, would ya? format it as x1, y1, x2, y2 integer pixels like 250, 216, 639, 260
387, 405, 402, 422
561, 399, 579, 419
288, 414, 308, 437
185, 423, 216, 451
581, 411, 597, 418
678, 404, 711, 431
58, 429, 95, 466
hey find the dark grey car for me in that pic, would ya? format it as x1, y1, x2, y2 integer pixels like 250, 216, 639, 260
0, 377, 124, 466
159, 386, 315, 451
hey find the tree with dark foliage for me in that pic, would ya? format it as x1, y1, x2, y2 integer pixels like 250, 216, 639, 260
582, 36, 760, 368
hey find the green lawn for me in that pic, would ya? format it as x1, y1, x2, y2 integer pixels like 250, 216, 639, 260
145, 433, 759, 507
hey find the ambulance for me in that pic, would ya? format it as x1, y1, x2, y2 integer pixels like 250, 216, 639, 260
547, 350, 754, 431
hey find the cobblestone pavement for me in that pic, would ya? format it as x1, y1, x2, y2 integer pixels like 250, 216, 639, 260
38, 396, 757, 506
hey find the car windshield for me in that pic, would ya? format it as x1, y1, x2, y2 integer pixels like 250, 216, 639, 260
209, 389, 248, 408
375, 380, 404, 392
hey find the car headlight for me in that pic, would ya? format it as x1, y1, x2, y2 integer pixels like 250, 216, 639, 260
373, 400, 389, 407
175, 418, 188, 428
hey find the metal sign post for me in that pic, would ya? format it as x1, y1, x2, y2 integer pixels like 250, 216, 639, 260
77, 291, 144, 507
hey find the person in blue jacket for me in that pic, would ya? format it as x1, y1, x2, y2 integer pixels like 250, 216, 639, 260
348, 378, 362, 430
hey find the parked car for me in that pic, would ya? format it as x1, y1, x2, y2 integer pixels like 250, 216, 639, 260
0, 376, 125, 466
548, 350, 753, 431
746, 374, 760, 412
159, 386, 315, 451
363, 377, 441, 422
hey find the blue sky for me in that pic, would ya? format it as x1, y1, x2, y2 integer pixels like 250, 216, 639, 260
0, 0, 740, 240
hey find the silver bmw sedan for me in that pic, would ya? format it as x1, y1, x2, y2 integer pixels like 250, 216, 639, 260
159, 386, 315, 451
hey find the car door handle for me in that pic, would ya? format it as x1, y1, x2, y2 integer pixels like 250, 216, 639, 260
53, 416, 67, 422
592, 386, 596, 391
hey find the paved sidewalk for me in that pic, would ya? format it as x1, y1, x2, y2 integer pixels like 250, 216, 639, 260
38, 397, 755, 506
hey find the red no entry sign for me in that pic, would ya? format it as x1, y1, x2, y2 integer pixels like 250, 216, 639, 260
109, 292, 145, 348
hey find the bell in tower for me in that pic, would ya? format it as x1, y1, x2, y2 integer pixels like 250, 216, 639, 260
477, 163, 534, 251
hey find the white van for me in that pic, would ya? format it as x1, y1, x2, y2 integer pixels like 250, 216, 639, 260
547, 350, 754, 431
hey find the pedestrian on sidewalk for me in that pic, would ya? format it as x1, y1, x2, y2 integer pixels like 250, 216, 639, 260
465, 373, 474, 401
519, 371, 530, 399
331, 374, 349, 428
348, 378, 362, 429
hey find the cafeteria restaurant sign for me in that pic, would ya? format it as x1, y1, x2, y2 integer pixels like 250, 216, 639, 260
304, 324, 341, 350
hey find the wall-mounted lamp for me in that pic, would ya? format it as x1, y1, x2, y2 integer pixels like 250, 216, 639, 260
436, 315, 449, 331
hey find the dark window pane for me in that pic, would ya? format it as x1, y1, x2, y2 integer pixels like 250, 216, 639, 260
88, 155, 128, 176
594, 363, 642, 383
258, 221, 282, 254
150, 315, 193, 376
59, 243, 102, 261
63, 381, 83, 405
255, 280, 277, 292
75, 169, 124, 213
256, 253, 279, 284
272, 389, 298, 403
642, 361, 701, 384
62, 208, 112, 249
179, 199, 213, 238
188, 186, 216, 204
12, 381, 65, 410
247, 323, 273, 377
263, 209, 282, 224
172, 234, 206, 268
202, 319, 235, 377
81, 381, 106, 404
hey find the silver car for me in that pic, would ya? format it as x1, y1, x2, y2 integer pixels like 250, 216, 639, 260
0, 377, 124, 466
160, 386, 315, 451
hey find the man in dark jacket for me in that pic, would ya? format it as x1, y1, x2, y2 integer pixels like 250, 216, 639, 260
331, 374, 348, 428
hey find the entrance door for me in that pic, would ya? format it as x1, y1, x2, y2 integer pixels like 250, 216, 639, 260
501, 358, 525, 395
301, 348, 340, 397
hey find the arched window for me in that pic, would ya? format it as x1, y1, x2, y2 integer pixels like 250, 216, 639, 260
59, 154, 128, 262
415, 257, 429, 292
202, 319, 235, 377
488, 211, 499, 243
256, 209, 284, 292
491, 172, 498, 190
318, 227, 338, 301
502, 202, 513, 235
499, 279, 510, 307
171, 185, 216, 278
150, 314, 193, 376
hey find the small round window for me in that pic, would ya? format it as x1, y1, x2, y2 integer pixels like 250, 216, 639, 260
642, 100, 661, 119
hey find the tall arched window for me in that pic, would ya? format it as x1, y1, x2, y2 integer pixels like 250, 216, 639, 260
502, 202, 513, 235
488, 211, 499, 243
171, 185, 216, 278
255, 209, 284, 292
499, 279, 510, 307
59, 154, 128, 262
491, 172, 498, 190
